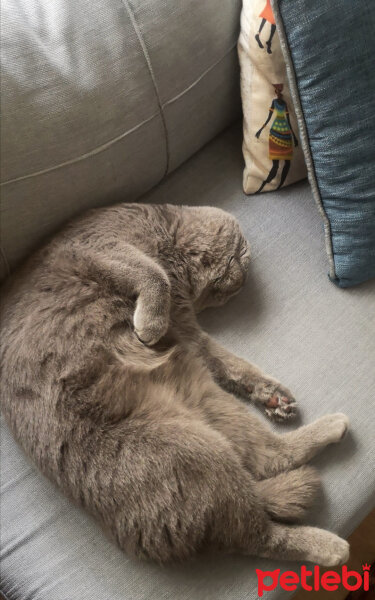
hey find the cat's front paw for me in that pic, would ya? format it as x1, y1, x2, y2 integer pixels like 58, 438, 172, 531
133, 306, 169, 346
253, 380, 297, 421
263, 391, 297, 421
306, 531, 350, 567
134, 322, 168, 346
315, 413, 350, 443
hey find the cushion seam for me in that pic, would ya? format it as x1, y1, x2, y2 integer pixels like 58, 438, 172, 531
0, 113, 159, 187
1, 46, 238, 188
162, 42, 238, 108
121, 0, 170, 178
272, 0, 337, 282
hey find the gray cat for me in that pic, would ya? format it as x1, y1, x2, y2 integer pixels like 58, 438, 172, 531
0, 203, 350, 566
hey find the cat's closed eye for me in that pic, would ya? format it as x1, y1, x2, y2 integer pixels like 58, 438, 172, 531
213, 256, 235, 285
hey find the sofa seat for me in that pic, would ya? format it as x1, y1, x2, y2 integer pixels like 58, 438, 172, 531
1, 124, 375, 600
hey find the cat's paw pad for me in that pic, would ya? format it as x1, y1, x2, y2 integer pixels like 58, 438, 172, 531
263, 391, 297, 421
231, 376, 297, 420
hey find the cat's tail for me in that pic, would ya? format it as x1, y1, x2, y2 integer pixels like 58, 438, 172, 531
256, 466, 321, 522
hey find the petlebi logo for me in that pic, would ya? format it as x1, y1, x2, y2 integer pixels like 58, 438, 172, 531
256, 564, 372, 597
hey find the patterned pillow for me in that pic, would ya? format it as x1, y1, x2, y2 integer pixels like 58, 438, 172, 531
238, 0, 307, 195
273, 0, 375, 287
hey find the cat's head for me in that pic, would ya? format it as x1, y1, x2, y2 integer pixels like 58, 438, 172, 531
179, 207, 251, 311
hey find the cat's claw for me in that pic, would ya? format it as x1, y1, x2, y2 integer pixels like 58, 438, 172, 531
264, 393, 297, 421
241, 379, 298, 421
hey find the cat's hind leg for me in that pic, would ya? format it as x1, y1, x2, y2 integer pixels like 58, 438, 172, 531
114, 414, 347, 566
256, 466, 321, 522
55, 405, 269, 563
196, 387, 349, 478
256, 522, 349, 566
266, 413, 349, 477
30, 384, 347, 566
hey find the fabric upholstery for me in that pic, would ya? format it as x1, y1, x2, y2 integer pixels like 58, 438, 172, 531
238, 0, 306, 194
2, 125, 375, 600
0, 0, 241, 280
272, 0, 375, 288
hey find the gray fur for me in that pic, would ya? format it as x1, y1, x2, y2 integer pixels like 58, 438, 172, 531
0, 203, 349, 566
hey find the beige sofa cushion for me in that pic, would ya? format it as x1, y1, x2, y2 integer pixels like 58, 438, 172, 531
0, 0, 242, 281
238, 0, 306, 194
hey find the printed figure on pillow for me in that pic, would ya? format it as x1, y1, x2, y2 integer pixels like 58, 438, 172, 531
255, 83, 298, 193
255, 0, 276, 54
238, 0, 307, 195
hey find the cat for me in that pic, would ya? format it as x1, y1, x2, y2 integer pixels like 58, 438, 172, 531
0, 203, 350, 566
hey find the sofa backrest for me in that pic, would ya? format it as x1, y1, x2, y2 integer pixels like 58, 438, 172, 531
0, 0, 241, 280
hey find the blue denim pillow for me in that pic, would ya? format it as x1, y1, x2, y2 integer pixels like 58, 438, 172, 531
272, 0, 375, 287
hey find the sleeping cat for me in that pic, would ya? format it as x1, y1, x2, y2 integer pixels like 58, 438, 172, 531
0, 203, 350, 566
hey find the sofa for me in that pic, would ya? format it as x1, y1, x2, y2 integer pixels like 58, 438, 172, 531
1, 1, 375, 599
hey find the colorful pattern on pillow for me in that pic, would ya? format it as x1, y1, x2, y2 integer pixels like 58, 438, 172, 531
238, 0, 306, 195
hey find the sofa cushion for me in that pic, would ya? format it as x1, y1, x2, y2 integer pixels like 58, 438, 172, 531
2, 125, 375, 600
272, 0, 375, 287
0, 0, 241, 280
